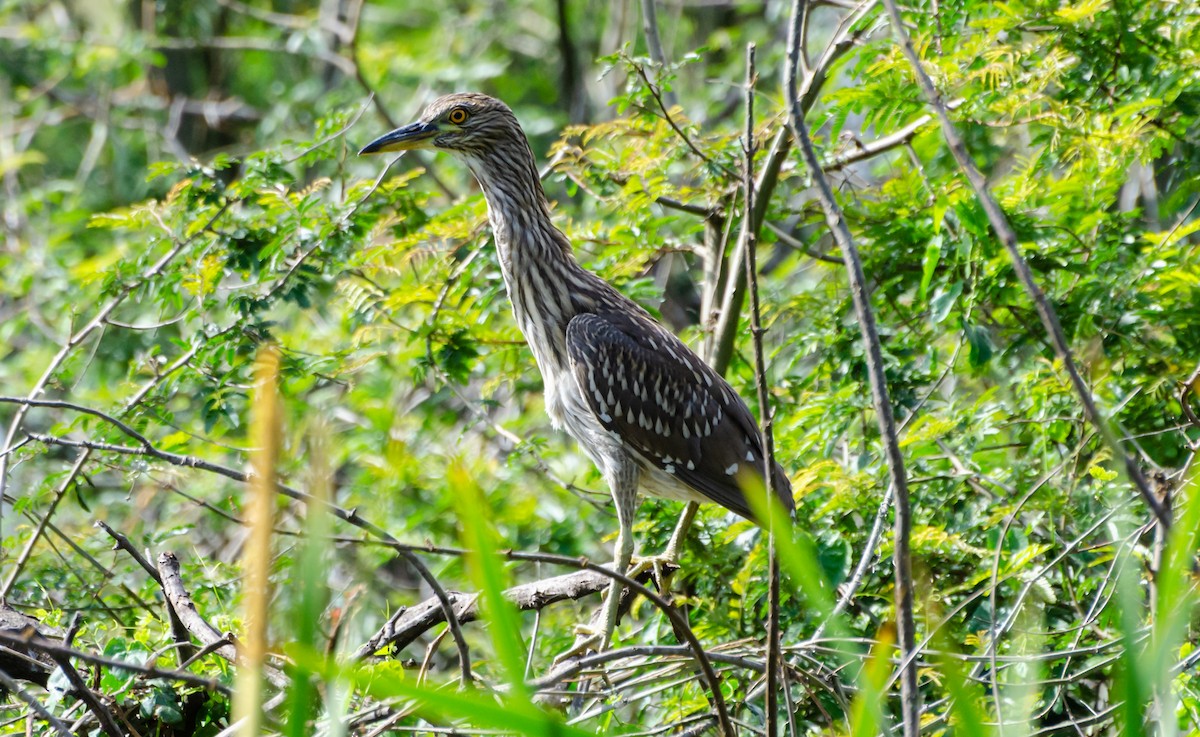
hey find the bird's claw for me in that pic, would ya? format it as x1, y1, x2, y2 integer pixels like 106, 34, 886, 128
627, 554, 681, 593
552, 627, 604, 667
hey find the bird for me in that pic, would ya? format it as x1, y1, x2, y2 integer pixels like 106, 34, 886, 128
360, 93, 793, 649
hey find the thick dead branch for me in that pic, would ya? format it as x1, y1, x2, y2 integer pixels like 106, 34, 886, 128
96, 521, 196, 666
0, 606, 61, 688
156, 551, 289, 689
356, 569, 615, 659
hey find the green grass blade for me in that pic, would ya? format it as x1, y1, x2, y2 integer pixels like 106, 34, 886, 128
292, 648, 594, 737
448, 461, 530, 698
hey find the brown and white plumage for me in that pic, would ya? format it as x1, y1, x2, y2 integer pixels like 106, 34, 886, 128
361, 92, 792, 644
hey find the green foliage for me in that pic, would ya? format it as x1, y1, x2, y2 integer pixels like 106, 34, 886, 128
1, 0, 1199, 734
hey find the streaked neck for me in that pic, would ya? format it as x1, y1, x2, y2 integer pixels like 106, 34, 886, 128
460, 144, 585, 369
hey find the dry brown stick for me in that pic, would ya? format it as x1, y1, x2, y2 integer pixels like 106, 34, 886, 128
784, 1, 920, 734
878, 0, 1170, 528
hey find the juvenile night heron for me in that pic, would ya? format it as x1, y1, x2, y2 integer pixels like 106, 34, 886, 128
361, 93, 793, 647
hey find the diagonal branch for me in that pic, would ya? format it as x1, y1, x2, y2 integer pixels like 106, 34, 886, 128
785, 1, 920, 734
0, 200, 233, 525
878, 0, 1170, 528
356, 569, 615, 658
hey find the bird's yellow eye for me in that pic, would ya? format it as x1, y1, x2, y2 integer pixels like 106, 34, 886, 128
447, 108, 469, 124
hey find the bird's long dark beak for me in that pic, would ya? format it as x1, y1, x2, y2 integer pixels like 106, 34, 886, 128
359, 121, 438, 155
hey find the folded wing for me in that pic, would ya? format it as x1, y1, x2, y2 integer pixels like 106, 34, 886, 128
565, 311, 793, 520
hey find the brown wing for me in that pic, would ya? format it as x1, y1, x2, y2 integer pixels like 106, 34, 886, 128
565, 311, 793, 521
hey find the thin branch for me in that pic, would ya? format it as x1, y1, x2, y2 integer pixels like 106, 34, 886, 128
822, 113, 935, 171
356, 569, 614, 658
741, 43, 783, 736
52, 615, 127, 737
632, 62, 724, 173
878, 0, 1170, 527
785, 1, 920, 734
810, 484, 892, 643
709, 0, 874, 374
709, 127, 789, 375
0, 199, 232, 532
531, 645, 766, 691
639, 0, 677, 109
0, 450, 88, 599
0, 667, 73, 737
0, 629, 229, 693
511, 551, 734, 736
0, 396, 156, 449
766, 221, 845, 264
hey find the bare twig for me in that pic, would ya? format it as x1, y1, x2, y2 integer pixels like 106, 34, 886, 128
0, 199, 233, 535
513, 551, 733, 736
708, 0, 875, 374
531, 644, 766, 690
785, 1, 920, 734
356, 569, 612, 658
639, 0, 677, 109
878, 0, 1170, 528
710, 128, 789, 376
632, 62, 723, 173
766, 221, 845, 265
822, 113, 935, 171
741, 44, 783, 735
0, 451, 88, 598
810, 484, 892, 643
0, 628, 228, 693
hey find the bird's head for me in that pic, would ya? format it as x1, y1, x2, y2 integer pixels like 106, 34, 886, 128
359, 93, 522, 158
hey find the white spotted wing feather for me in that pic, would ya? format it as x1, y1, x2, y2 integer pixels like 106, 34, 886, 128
565, 311, 793, 520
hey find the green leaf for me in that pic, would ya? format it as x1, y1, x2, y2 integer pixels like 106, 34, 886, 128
930, 281, 963, 324
919, 234, 943, 302
963, 322, 994, 367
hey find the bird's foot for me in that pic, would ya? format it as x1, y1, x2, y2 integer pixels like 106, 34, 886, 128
551, 590, 622, 667
626, 553, 682, 594
551, 626, 604, 667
